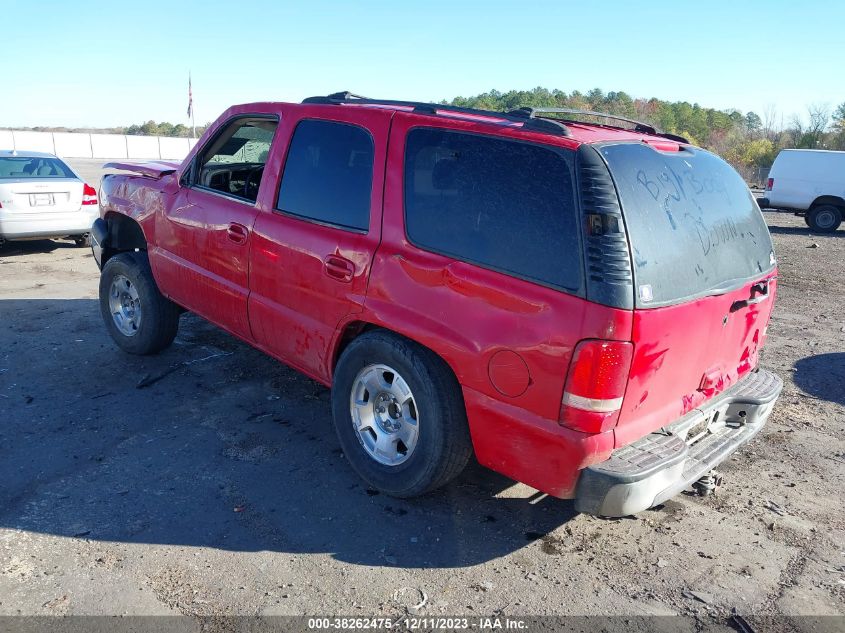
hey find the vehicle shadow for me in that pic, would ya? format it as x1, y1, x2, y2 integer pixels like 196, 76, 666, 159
793, 353, 845, 406
0, 238, 82, 257
766, 225, 844, 237
0, 298, 578, 569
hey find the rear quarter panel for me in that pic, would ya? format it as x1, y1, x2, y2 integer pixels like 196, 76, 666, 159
358, 114, 633, 494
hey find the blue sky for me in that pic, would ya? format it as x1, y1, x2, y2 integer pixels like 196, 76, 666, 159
4, 0, 843, 128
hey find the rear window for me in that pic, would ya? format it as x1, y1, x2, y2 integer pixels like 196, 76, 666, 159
0, 157, 74, 179
404, 128, 580, 291
600, 143, 775, 307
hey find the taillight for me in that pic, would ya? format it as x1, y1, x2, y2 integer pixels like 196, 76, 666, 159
766, 177, 774, 191
82, 183, 98, 205
559, 340, 633, 434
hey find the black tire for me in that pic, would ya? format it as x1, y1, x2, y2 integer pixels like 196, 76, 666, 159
73, 234, 90, 247
806, 205, 842, 232
331, 330, 472, 497
99, 251, 180, 355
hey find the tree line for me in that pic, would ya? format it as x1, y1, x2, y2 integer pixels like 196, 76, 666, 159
123, 121, 210, 138
10, 121, 210, 139
10, 87, 844, 184
447, 88, 845, 185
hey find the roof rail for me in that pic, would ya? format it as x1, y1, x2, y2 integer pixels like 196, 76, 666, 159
301, 92, 571, 137
507, 107, 690, 144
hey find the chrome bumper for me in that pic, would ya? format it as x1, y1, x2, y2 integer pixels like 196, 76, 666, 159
575, 369, 783, 517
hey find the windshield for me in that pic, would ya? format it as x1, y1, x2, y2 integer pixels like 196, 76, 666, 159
600, 143, 775, 307
0, 156, 75, 179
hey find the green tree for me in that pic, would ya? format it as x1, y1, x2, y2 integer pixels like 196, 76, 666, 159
586, 88, 605, 109
745, 111, 762, 138
830, 102, 845, 149
833, 102, 845, 130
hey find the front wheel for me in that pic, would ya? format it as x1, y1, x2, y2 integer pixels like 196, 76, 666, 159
806, 205, 842, 232
331, 331, 472, 497
99, 251, 180, 355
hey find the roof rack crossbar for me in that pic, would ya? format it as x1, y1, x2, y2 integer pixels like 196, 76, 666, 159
301, 92, 572, 137
508, 106, 657, 132
507, 107, 690, 144
301, 94, 690, 143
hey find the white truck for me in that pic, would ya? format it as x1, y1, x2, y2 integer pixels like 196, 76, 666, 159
758, 149, 845, 232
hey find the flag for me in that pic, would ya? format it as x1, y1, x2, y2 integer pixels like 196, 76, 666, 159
187, 73, 193, 118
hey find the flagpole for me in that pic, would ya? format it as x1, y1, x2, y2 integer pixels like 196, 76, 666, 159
188, 71, 196, 139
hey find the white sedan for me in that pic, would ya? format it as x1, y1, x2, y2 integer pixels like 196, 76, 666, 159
0, 150, 98, 247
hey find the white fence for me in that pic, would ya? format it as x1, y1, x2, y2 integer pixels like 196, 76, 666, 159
0, 129, 198, 160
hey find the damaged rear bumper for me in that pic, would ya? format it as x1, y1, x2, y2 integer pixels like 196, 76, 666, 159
575, 369, 783, 517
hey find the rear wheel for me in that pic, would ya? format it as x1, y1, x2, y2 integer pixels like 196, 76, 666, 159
806, 205, 842, 232
99, 251, 180, 354
73, 234, 90, 247
331, 331, 472, 497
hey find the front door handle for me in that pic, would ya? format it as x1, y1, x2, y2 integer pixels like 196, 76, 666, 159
324, 255, 354, 282
227, 222, 248, 245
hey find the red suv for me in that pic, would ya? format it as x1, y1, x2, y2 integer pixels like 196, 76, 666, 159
91, 92, 782, 516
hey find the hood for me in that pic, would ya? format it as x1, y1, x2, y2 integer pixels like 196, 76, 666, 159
102, 160, 181, 179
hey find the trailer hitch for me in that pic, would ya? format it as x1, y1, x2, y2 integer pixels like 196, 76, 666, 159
692, 470, 723, 496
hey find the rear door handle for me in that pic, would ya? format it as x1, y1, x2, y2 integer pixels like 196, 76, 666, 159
227, 222, 248, 245
730, 281, 770, 312
324, 255, 354, 283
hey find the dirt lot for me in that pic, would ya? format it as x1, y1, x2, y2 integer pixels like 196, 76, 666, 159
0, 161, 843, 627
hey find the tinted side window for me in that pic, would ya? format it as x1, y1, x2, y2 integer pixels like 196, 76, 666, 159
277, 120, 374, 231
404, 128, 580, 291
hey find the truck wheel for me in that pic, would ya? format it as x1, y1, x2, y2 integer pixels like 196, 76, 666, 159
806, 205, 842, 232
331, 331, 472, 497
99, 251, 180, 355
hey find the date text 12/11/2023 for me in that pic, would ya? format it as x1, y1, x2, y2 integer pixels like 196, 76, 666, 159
307, 617, 529, 630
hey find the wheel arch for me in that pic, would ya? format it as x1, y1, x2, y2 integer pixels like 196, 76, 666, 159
330, 319, 464, 391
100, 212, 148, 266
809, 195, 845, 210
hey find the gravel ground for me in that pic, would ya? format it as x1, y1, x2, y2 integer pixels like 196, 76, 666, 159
0, 161, 843, 627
